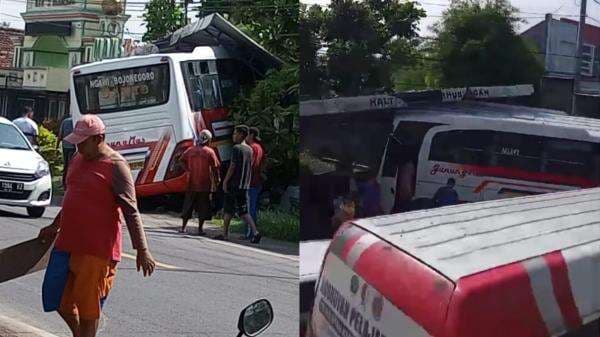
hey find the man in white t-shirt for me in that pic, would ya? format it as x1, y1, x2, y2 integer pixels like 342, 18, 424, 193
13, 106, 39, 145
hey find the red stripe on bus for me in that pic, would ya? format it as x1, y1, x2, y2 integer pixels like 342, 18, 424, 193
352, 240, 454, 337
446, 262, 549, 337
543, 251, 583, 330
142, 132, 171, 184
136, 174, 188, 197
473, 180, 563, 194
450, 163, 597, 189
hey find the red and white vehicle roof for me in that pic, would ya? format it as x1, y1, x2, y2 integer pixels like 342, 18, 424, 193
314, 187, 600, 337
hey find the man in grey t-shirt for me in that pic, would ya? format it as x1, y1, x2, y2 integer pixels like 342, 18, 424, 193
219, 125, 261, 243
56, 115, 75, 189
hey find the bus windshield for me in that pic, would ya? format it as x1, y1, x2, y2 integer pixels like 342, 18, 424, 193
73, 63, 170, 114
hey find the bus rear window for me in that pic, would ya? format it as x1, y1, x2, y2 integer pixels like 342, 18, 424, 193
73, 64, 170, 114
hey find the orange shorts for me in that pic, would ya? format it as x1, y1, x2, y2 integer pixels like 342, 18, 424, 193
58, 254, 117, 320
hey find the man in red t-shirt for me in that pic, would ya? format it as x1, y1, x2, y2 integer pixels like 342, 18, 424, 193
179, 129, 220, 235
244, 127, 266, 239
37, 114, 156, 337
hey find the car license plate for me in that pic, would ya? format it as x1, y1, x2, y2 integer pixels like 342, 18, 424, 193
0, 181, 24, 193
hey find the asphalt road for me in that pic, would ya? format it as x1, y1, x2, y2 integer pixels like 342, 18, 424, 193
0, 205, 298, 337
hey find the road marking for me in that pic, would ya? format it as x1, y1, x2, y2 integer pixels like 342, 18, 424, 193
0, 314, 60, 337
121, 252, 180, 270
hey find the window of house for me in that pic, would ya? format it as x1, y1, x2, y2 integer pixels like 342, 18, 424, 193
581, 44, 595, 77
84, 46, 93, 63
12, 47, 21, 68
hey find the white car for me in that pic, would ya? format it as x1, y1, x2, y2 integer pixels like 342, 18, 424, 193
0, 117, 51, 217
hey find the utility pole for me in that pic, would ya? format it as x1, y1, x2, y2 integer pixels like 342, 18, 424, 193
183, 0, 188, 25
572, 0, 587, 115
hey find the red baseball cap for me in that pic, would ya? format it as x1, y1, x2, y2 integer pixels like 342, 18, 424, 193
64, 114, 106, 145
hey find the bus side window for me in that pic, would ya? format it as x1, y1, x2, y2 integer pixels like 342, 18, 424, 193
542, 138, 594, 180
182, 61, 222, 110
429, 130, 492, 166
492, 133, 543, 172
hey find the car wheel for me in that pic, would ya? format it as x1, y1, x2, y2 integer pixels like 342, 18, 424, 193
27, 207, 45, 218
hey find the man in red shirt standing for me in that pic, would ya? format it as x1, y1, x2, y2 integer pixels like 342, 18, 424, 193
37, 114, 156, 337
179, 129, 220, 235
245, 127, 266, 239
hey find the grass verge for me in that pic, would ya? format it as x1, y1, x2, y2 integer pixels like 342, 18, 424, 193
212, 209, 299, 242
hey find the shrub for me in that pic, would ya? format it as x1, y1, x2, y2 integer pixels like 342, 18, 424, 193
38, 126, 62, 177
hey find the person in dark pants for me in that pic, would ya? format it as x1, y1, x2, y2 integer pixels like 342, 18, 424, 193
433, 178, 460, 207
218, 125, 261, 243
57, 115, 75, 190
245, 127, 266, 239
179, 130, 220, 235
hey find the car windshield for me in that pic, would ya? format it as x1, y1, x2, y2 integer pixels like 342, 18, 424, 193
0, 124, 31, 150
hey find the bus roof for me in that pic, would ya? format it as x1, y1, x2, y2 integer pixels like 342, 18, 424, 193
353, 187, 600, 281
71, 46, 229, 75
394, 101, 600, 141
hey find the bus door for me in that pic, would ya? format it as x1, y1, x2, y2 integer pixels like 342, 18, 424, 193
379, 121, 439, 213
181, 59, 234, 163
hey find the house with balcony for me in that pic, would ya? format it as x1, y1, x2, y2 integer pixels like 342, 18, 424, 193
0, 0, 129, 123
522, 14, 600, 116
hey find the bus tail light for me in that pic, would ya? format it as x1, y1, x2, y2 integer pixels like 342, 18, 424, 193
165, 139, 193, 180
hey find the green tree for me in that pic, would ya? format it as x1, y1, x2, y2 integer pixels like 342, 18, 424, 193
231, 65, 299, 189
300, 1, 425, 97
142, 0, 184, 42
300, 4, 325, 99
392, 41, 441, 90
432, 0, 543, 87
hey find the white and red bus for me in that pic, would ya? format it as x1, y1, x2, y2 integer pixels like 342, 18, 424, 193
379, 100, 600, 212
69, 46, 246, 196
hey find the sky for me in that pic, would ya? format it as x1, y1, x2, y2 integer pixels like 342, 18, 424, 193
2, 0, 600, 39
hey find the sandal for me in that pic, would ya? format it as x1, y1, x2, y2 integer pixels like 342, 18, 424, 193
250, 233, 262, 244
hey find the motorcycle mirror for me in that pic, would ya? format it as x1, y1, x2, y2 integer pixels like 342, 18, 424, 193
237, 299, 273, 337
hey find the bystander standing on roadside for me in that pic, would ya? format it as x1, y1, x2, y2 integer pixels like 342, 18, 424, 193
217, 125, 262, 243
244, 126, 266, 239
179, 129, 220, 235
13, 106, 39, 145
56, 114, 76, 189
37, 114, 156, 337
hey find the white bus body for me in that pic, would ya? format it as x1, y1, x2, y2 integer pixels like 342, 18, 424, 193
379, 101, 600, 212
69, 46, 240, 196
